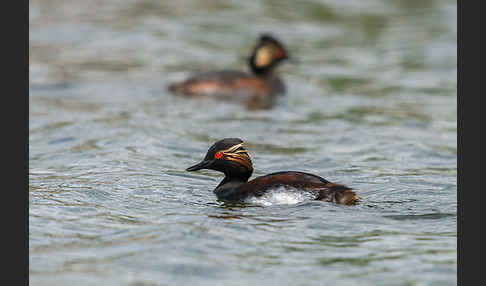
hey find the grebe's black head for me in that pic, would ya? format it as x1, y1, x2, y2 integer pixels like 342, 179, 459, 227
249, 34, 289, 75
186, 138, 253, 180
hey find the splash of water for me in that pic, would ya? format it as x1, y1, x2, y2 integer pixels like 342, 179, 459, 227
245, 186, 316, 206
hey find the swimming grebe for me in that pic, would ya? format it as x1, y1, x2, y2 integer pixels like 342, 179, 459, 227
186, 138, 359, 205
168, 34, 290, 110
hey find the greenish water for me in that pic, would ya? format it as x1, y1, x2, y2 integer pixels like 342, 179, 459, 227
29, 0, 456, 285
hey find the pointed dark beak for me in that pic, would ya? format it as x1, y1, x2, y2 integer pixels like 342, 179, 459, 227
286, 55, 298, 64
186, 160, 213, 172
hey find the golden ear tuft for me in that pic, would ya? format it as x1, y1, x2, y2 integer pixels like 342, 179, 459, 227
221, 142, 245, 154
254, 46, 273, 68
219, 143, 252, 170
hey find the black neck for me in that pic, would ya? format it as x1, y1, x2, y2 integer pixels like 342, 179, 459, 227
214, 173, 251, 200
249, 60, 278, 76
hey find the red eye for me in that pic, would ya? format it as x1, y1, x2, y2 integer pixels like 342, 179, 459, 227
215, 152, 222, 159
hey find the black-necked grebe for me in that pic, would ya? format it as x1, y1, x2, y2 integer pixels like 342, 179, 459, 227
168, 34, 290, 110
186, 138, 359, 205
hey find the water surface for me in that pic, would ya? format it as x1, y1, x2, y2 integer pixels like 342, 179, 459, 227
29, 0, 457, 285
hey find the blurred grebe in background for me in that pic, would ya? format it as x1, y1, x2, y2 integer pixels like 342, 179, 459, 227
168, 34, 291, 110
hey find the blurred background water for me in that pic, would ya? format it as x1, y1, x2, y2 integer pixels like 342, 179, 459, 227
29, 0, 457, 285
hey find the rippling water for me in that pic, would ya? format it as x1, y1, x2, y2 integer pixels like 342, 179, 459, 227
29, 0, 457, 285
